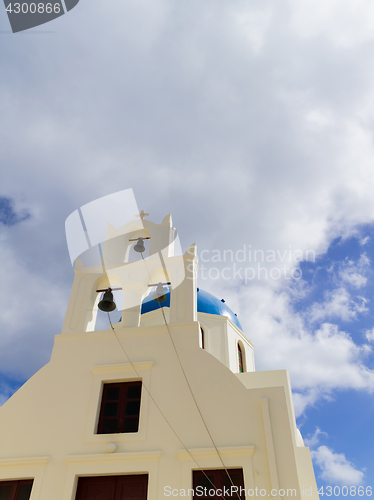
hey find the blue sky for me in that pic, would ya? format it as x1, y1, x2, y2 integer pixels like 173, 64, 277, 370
1, 0, 374, 496
293, 229, 374, 491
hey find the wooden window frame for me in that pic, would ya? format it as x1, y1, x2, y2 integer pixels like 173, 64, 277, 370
97, 381, 142, 435
86, 363, 152, 444
193, 469, 245, 500
0, 479, 34, 500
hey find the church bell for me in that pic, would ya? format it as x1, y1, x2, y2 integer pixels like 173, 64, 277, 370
152, 284, 167, 303
134, 238, 146, 253
98, 289, 116, 312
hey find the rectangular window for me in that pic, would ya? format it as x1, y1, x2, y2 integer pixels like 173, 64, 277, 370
75, 474, 148, 500
97, 381, 142, 434
193, 469, 245, 500
0, 480, 33, 500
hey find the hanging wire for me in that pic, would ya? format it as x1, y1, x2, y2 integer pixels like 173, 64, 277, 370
102, 238, 244, 500
138, 252, 243, 500
157, 297, 243, 500
106, 311, 226, 499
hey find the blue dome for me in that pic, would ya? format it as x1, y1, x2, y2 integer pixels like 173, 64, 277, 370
141, 287, 242, 329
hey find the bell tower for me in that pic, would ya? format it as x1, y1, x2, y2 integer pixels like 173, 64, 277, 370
62, 210, 198, 333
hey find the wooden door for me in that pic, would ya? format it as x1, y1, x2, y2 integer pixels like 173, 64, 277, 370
115, 475, 148, 500
75, 476, 116, 500
75, 475, 148, 500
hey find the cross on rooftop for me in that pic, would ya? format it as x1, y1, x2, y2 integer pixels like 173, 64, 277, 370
136, 210, 150, 220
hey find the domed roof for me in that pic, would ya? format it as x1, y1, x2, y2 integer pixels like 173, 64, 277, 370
141, 287, 242, 329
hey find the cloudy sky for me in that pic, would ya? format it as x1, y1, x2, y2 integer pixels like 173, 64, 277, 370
1, 0, 374, 494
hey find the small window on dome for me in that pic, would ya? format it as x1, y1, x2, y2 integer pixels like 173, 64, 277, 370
238, 342, 245, 373
200, 327, 205, 349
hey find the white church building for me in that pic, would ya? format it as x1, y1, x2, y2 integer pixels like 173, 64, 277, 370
0, 209, 319, 500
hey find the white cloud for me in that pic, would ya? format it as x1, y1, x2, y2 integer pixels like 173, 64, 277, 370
305, 109, 334, 132
312, 446, 364, 485
299, 254, 370, 325
340, 272, 367, 289
307, 287, 368, 323
0, 381, 19, 407
0, 230, 68, 378
0, 393, 10, 407
231, 6, 273, 54
289, 0, 374, 47
365, 327, 374, 342
338, 254, 369, 289
304, 427, 328, 448
292, 390, 322, 418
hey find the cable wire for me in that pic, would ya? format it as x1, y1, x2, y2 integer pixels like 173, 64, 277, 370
158, 304, 243, 500
106, 312, 228, 499
138, 252, 243, 500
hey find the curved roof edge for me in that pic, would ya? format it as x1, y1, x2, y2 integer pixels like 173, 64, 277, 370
140, 287, 242, 330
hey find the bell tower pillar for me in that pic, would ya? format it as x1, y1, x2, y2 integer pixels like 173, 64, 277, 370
169, 243, 198, 324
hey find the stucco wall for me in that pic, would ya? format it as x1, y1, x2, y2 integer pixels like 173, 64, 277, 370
0, 321, 318, 500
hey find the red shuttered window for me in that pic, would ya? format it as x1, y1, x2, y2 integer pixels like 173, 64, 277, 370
97, 381, 142, 434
